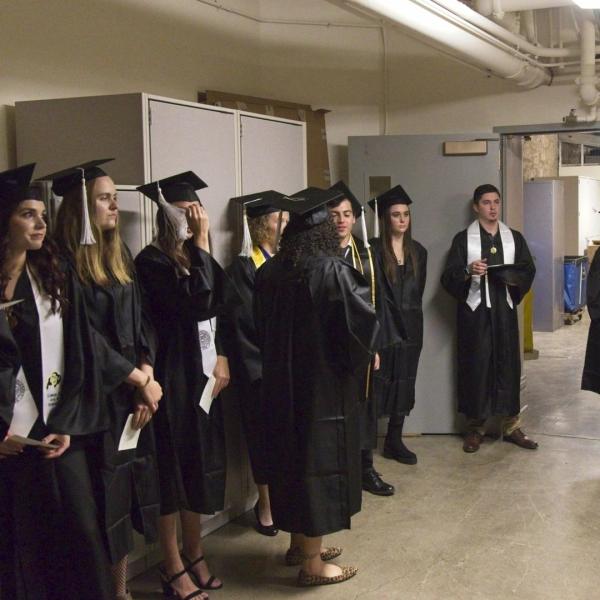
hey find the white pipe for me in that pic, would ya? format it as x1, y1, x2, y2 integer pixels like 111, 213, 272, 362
435, 0, 580, 57
342, 0, 551, 88
522, 10, 537, 43
578, 18, 599, 108
476, 0, 573, 15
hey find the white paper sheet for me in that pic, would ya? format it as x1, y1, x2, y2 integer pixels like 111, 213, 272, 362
0, 299, 23, 310
118, 414, 141, 451
199, 374, 216, 415
10, 434, 59, 450
10, 367, 39, 437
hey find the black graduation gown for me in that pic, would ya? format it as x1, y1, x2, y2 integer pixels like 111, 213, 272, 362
135, 241, 239, 515
370, 238, 427, 418
219, 252, 268, 484
582, 250, 600, 393
0, 267, 118, 600
341, 236, 379, 449
440, 226, 535, 419
254, 255, 379, 537
79, 254, 160, 564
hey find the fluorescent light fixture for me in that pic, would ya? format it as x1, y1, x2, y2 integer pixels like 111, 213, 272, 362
572, 0, 600, 8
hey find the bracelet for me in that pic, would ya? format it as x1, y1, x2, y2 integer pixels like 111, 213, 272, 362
140, 374, 151, 389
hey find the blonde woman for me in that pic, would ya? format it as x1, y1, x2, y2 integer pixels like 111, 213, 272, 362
52, 161, 162, 600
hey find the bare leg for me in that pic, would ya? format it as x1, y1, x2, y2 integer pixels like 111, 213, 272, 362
301, 535, 343, 577
158, 513, 205, 598
181, 509, 222, 589
256, 484, 274, 526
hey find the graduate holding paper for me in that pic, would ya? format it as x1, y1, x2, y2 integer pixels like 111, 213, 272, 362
441, 184, 536, 454
136, 172, 240, 600
51, 161, 162, 600
0, 164, 117, 600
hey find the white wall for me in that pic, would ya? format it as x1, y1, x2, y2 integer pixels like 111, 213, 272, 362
0, 0, 261, 170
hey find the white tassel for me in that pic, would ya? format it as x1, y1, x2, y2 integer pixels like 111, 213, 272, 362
373, 198, 380, 238
361, 206, 370, 248
79, 168, 96, 245
157, 183, 189, 242
240, 207, 253, 257
274, 210, 283, 251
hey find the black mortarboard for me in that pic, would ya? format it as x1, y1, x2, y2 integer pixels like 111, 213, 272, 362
0, 164, 42, 209
368, 184, 413, 217
231, 190, 286, 256
40, 159, 114, 246
486, 263, 530, 286
136, 172, 207, 205
43, 159, 114, 197
275, 187, 344, 232
231, 190, 284, 218
329, 181, 362, 217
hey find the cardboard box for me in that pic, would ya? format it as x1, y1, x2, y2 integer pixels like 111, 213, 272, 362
199, 90, 330, 189
587, 243, 600, 265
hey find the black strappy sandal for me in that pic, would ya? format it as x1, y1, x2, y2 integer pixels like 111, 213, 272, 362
181, 554, 224, 590
158, 565, 208, 599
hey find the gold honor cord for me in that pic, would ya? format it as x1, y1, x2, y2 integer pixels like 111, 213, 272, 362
350, 236, 376, 400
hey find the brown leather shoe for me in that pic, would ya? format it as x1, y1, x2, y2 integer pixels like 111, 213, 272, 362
463, 431, 483, 453
504, 428, 538, 450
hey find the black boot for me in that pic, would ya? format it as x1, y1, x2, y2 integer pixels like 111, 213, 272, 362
361, 449, 394, 496
383, 416, 417, 465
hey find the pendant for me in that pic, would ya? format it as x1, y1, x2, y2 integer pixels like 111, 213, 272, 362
490, 246, 497, 255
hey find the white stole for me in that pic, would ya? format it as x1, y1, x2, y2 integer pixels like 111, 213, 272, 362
197, 318, 217, 378
466, 220, 515, 311
10, 270, 64, 435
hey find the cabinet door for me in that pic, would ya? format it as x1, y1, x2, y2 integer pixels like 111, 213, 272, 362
239, 114, 306, 195
148, 100, 237, 264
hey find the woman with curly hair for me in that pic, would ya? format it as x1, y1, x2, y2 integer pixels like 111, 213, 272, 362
52, 161, 163, 600
254, 187, 379, 587
220, 191, 288, 537
0, 164, 121, 599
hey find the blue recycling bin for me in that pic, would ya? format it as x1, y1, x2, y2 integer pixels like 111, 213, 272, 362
564, 256, 588, 313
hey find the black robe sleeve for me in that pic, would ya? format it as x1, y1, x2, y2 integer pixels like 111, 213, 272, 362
505, 231, 535, 305
0, 310, 19, 435
440, 230, 470, 302
588, 251, 600, 321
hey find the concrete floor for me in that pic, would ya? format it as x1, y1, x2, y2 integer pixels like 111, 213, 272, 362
131, 316, 600, 599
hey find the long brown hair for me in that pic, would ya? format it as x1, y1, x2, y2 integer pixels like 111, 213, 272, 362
0, 195, 67, 313
380, 205, 418, 283
54, 177, 132, 286
155, 208, 192, 272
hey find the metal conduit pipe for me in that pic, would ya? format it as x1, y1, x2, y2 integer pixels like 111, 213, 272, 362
341, 0, 551, 87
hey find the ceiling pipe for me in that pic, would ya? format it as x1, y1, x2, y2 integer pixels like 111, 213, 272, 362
476, 0, 574, 17
577, 16, 599, 119
340, 0, 552, 87
434, 0, 581, 57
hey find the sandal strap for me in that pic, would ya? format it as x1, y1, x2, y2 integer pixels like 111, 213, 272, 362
159, 565, 189, 586
203, 575, 216, 589
182, 591, 206, 600
182, 553, 206, 569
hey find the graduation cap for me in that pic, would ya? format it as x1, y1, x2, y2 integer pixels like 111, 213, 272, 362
230, 190, 286, 257
486, 263, 530, 287
41, 159, 115, 246
275, 186, 344, 234
137, 172, 208, 243
328, 180, 370, 248
368, 184, 413, 238
0, 164, 42, 210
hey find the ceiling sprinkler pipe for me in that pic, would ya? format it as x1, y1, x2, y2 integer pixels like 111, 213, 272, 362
343, 0, 552, 88
476, 0, 574, 15
578, 18, 599, 110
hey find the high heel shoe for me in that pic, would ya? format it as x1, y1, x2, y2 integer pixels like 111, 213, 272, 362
181, 554, 223, 590
158, 565, 207, 599
253, 501, 278, 537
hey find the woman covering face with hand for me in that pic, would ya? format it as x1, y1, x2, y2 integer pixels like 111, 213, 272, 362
52, 160, 162, 600
0, 164, 120, 600
135, 172, 240, 600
